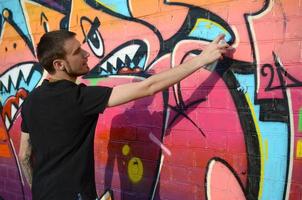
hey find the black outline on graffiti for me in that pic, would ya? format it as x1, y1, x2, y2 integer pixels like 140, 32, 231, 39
30, 0, 70, 14
82, 0, 165, 51
261, 52, 302, 92
84, 40, 148, 78
1, 0, 297, 200
205, 157, 246, 200
163, 5, 235, 48
223, 70, 261, 199
0, 62, 42, 130
1, 8, 35, 56
80, 16, 105, 58
244, 0, 295, 199
0, 6, 44, 199
99, 189, 114, 200
40, 12, 49, 33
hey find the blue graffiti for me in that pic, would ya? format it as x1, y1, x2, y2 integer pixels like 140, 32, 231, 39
0, 0, 32, 44
235, 73, 288, 200
95, 0, 131, 17
0, 63, 42, 105
189, 18, 232, 42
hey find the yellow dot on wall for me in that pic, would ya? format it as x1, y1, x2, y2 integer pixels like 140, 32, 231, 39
296, 139, 302, 159
122, 144, 130, 156
128, 157, 143, 183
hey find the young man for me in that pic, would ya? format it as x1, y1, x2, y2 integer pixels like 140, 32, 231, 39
18, 30, 229, 200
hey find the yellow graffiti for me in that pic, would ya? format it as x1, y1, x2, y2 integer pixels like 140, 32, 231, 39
127, 157, 143, 183
296, 140, 302, 158
191, 18, 228, 34
122, 144, 130, 156
264, 139, 268, 161
95, 0, 118, 13
245, 93, 265, 199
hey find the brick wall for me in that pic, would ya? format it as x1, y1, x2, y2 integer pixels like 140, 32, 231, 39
0, 0, 302, 199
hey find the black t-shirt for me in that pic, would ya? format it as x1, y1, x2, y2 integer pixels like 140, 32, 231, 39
21, 79, 112, 200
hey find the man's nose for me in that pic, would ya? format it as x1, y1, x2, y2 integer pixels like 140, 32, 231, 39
83, 49, 90, 58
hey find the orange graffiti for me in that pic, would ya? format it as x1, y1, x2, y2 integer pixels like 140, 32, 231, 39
22, 0, 65, 51
68, 0, 161, 71
130, 0, 189, 40
0, 9, 35, 73
168, 0, 266, 63
0, 144, 11, 158
0, 127, 7, 141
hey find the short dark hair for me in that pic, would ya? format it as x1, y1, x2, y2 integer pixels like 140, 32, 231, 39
37, 30, 76, 73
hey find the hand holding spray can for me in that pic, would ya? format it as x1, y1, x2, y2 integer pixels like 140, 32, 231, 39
204, 39, 227, 71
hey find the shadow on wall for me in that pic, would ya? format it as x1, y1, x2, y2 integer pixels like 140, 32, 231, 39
104, 95, 162, 199
166, 59, 231, 136
103, 62, 229, 199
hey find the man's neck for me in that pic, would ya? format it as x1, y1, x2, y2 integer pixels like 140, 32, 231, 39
48, 74, 77, 83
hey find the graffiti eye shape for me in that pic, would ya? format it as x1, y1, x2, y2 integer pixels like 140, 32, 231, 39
43, 21, 49, 33
40, 12, 49, 33
87, 28, 104, 58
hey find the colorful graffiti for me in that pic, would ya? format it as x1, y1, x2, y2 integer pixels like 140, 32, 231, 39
0, 0, 302, 199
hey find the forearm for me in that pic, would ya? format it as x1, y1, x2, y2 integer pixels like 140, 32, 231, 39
145, 55, 206, 95
19, 131, 33, 188
107, 34, 228, 107
20, 158, 33, 188
108, 55, 208, 107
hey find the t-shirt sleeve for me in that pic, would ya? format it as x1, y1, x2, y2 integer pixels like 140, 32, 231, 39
76, 84, 113, 116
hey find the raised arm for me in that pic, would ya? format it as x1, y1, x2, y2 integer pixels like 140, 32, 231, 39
107, 34, 229, 107
19, 131, 33, 189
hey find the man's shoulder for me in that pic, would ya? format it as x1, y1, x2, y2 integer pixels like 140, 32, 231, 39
21, 80, 49, 107
21, 87, 39, 109
25, 83, 43, 99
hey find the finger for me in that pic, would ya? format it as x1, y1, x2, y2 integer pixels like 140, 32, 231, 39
212, 34, 225, 44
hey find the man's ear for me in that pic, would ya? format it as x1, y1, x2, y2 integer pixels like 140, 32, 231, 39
53, 59, 65, 71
